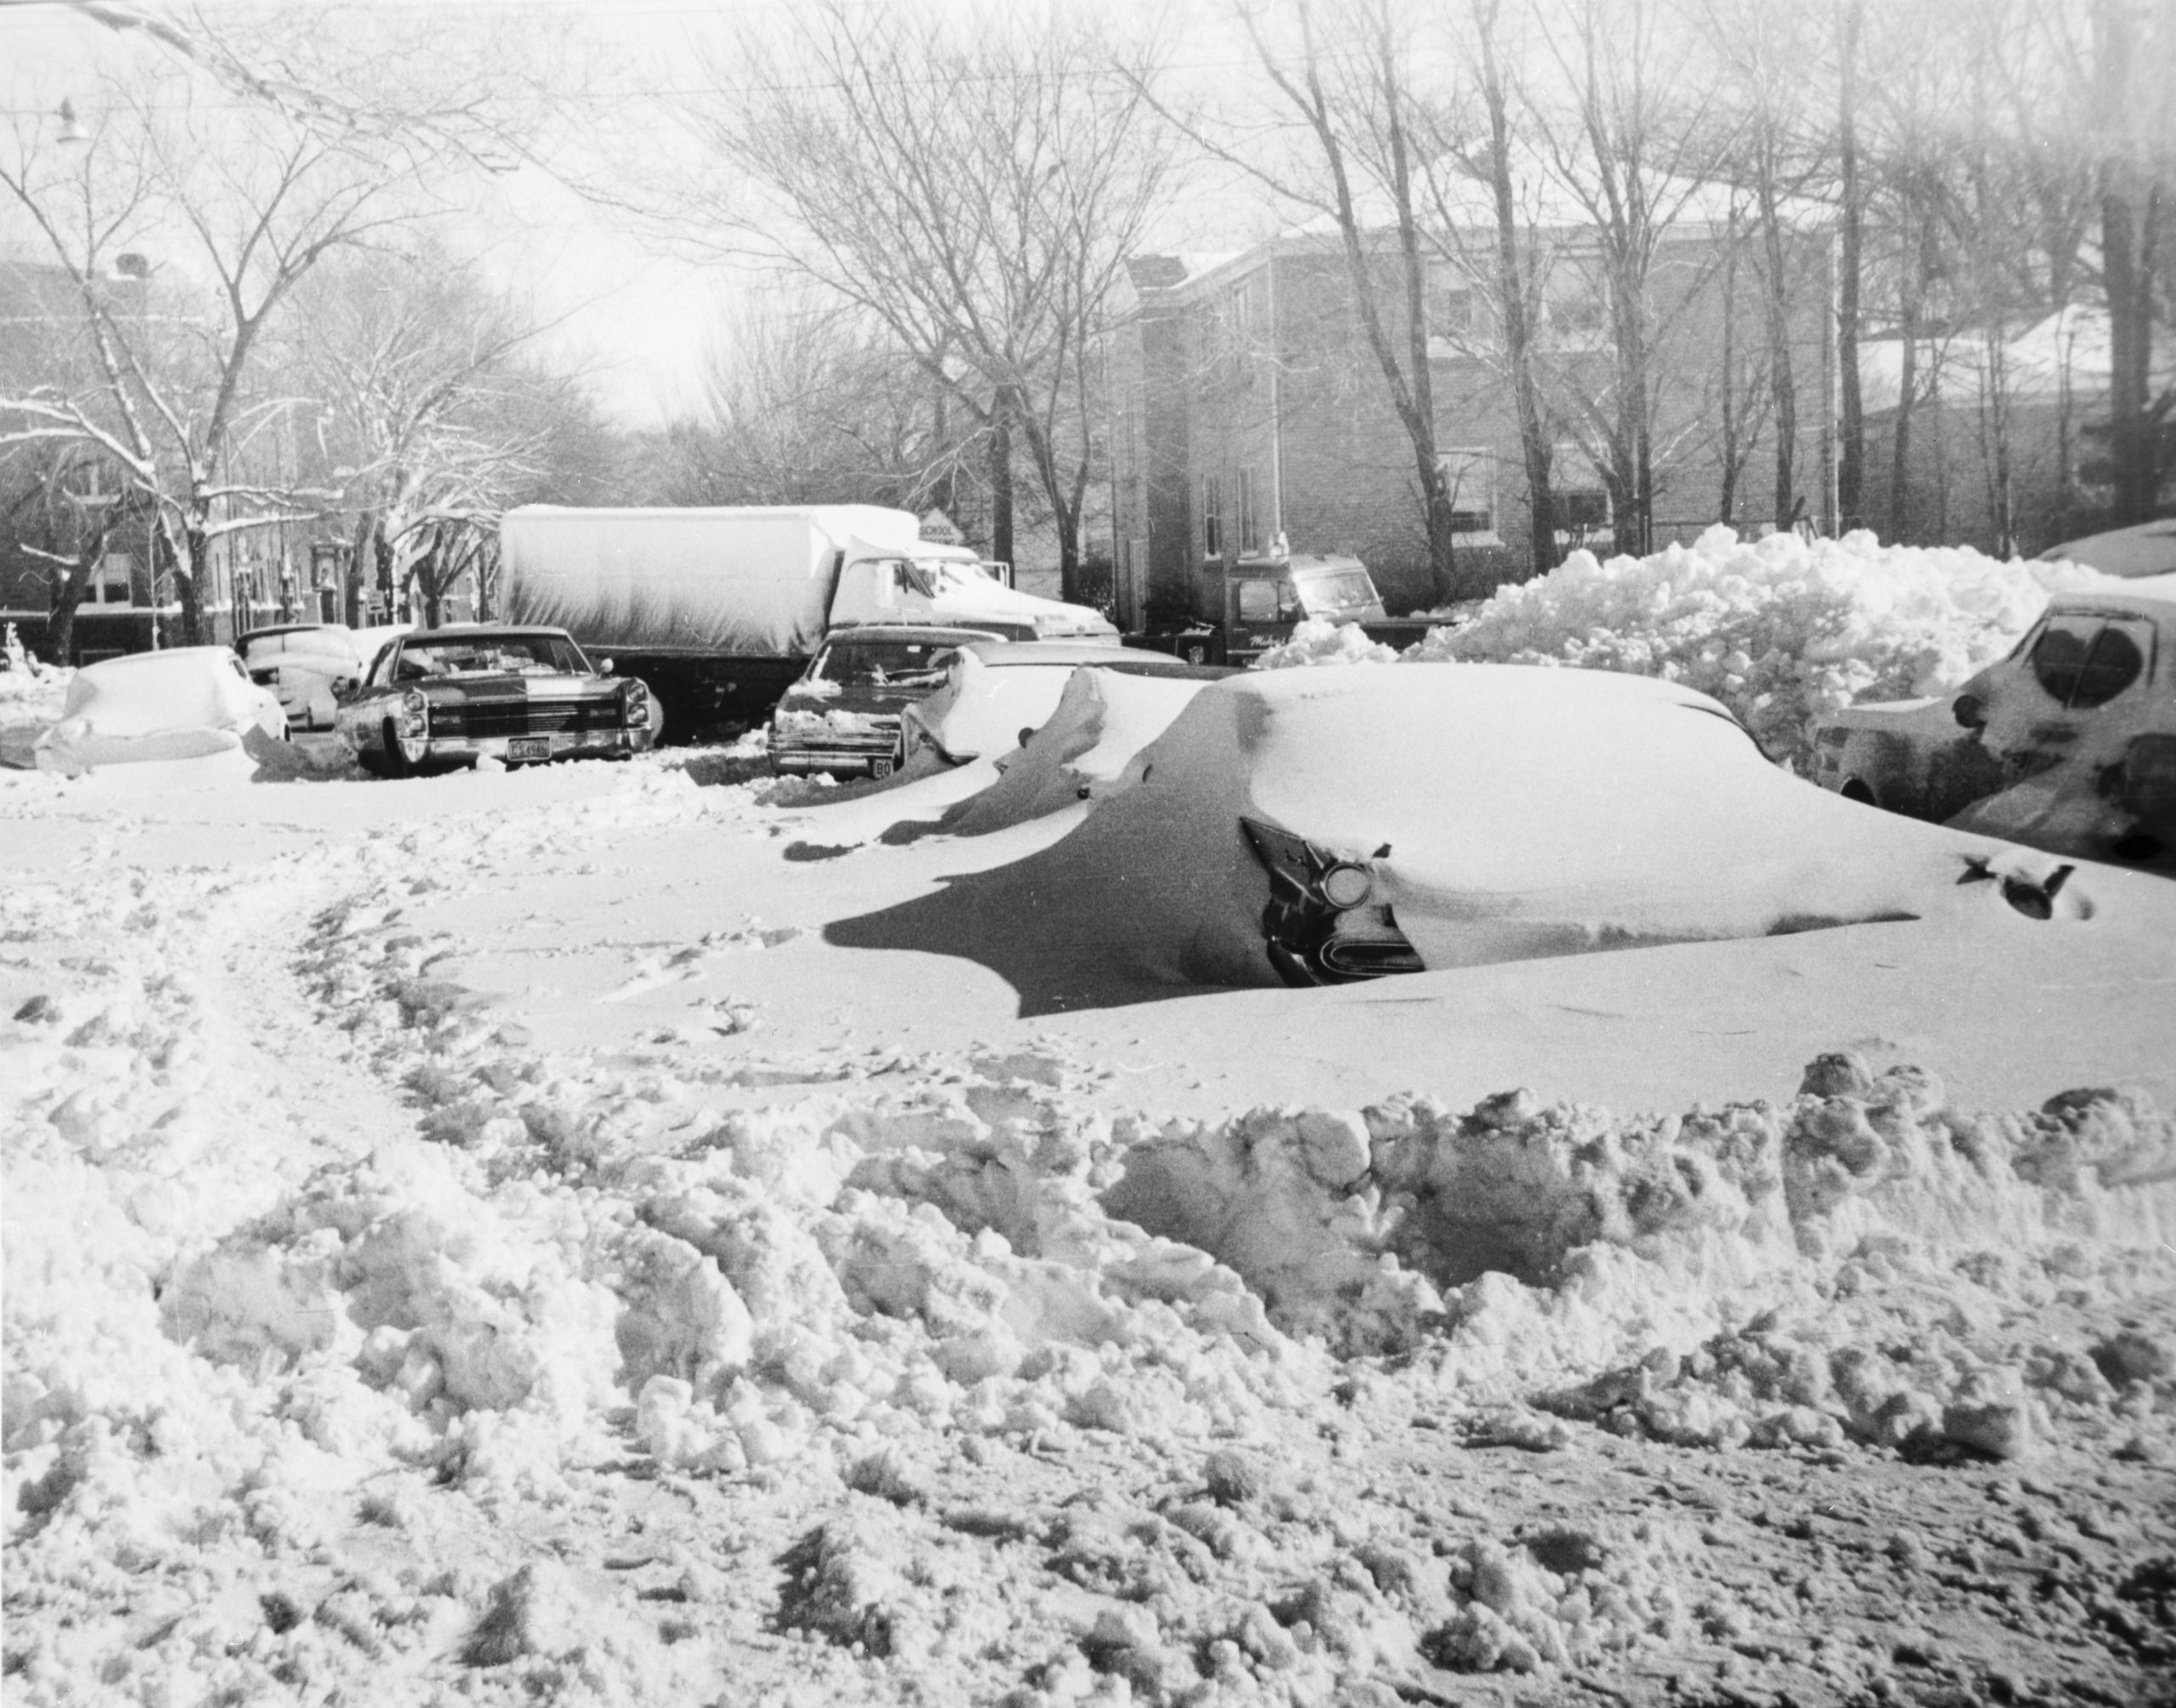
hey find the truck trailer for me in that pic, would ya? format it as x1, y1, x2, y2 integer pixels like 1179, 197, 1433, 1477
498, 505, 1118, 735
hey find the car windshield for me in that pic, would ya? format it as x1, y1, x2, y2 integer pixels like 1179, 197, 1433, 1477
892, 558, 1000, 599
390, 634, 589, 681
816, 638, 960, 687
1293, 568, 1378, 613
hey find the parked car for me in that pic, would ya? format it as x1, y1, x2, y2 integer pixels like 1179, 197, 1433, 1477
899, 640, 1234, 767
956, 664, 2130, 991
33, 646, 286, 774
2035, 518, 2176, 580
235, 623, 408, 732
1809, 577, 2176, 869
768, 625, 1000, 779
333, 624, 658, 777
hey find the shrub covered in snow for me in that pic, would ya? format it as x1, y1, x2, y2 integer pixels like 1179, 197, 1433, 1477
1310, 528, 2093, 769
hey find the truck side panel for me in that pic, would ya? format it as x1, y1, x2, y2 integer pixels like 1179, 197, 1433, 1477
500, 506, 920, 658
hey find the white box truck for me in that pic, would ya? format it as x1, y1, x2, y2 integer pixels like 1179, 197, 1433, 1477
498, 505, 1118, 733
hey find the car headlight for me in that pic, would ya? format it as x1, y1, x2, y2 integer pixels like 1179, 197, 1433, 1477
620, 678, 652, 730
1239, 817, 1418, 985
1319, 862, 1374, 909
396, 688, 429, 738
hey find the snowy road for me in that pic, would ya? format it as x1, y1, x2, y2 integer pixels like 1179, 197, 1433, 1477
4, 739, 2174, 1706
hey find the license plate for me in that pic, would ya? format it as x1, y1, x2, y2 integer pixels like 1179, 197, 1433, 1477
507, 737, 551, 762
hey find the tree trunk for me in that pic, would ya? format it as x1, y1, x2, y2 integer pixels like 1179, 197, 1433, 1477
1759, 172, 1799, 533
1835, 0, 1865, 533
987, 399, 1015, 570
347, 512, 376, 627
169, 520, 207, 648
2101, 182, 2158, 525
1474, 13, 1556, 580
1889, 203, 1924, 542
43, 512, 113, 667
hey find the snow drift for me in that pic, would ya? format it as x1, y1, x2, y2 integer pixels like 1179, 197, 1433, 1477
1342, 527, 2102, 768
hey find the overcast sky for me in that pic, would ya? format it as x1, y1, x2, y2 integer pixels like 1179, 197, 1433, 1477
3, 0, 1285, 425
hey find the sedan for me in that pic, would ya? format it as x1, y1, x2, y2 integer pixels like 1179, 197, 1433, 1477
1810, 577, 2175, 870
334, 625, 658, 777
875, 664, 2133, 995
32, 646, 286, 774
235, 623, 407, 732
768, 625, 999, 779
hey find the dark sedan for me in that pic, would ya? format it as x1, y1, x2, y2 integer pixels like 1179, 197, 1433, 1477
768, 625, 1000, 779
334, 625, 657, 777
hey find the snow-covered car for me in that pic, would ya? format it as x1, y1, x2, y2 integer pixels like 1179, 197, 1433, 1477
235, 623, 411, 732
334, 624, 658, 777
32, 645, 286, 775
967, 664, 2115, 990
768, 625, 1000, 779
2035, 517, 2176, 580
1809, 576, 2176, 869
898, 640, 1234, 767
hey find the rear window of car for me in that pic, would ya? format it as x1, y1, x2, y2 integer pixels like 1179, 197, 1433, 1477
393, 635, 589, 680
817, 640, 959, 686
2030, 614, 2149, 709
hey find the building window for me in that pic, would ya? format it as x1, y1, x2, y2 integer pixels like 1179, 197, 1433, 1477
1426, 262, 1486, 346
1544, 265, 1608, 348
96, 551, 133, 605
1437, 449, 1496, 539
1202, 474, 1222, 559
1553, 450, 1612, 545
1238, 468, 1261, 553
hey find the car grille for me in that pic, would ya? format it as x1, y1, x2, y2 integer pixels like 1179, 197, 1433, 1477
431, 698, 620, 739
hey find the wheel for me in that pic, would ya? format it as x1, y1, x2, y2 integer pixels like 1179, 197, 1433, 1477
382, 718, 415, 778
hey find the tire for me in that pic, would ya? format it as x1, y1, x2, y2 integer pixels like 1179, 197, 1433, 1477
382, 718, 414, 778
356, 749, 389, 779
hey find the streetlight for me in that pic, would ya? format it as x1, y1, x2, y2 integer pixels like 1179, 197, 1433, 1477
56, 99, 88, 147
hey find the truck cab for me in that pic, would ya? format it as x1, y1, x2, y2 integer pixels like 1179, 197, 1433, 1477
1163, 553, 1389, 665
829, 540, 1119, 643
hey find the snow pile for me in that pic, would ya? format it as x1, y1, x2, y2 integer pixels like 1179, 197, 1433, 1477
943, 667, 1214, 836
1253, 619, 1399, 670
1397, 528, 2095, 767
1105, 1058, 2175, 1463
0, 648, 68, 769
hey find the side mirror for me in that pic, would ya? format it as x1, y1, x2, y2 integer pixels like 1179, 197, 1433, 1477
1952, 693, 1986, 732
331, 676, 359, 703
597, 657, 615, 676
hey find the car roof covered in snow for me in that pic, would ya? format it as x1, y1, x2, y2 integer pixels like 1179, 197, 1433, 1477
821, 625, 1006, 648
2036, 518, 2176, 580
959, 640, 1238, 677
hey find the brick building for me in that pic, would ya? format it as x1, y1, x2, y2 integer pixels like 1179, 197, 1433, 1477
1103, 221, 1838, 625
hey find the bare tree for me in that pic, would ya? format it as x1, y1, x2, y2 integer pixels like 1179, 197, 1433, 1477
2, 6, 541, 644
2078, 0, 2173, 525
1702, 0, 1835, 533
293, 243, 559, 625
666, 289, 978, 516
1531, 0, 1726, 554
1430, 0, 1561, 579
1157, 0, 1470, 601
651, 0, 1177, 595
